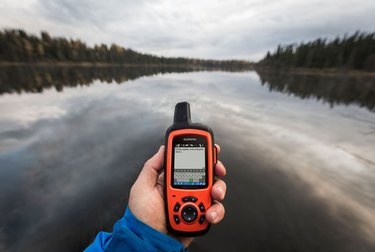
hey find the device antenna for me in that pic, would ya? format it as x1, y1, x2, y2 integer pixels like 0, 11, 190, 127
173, 102, 192, 124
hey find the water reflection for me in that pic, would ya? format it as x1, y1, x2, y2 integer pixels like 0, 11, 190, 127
0, 70, 374, 251
0, 66, 192, 94
256, 68, 375, 112
0, 66, 249, 95
2, 66, 375, 115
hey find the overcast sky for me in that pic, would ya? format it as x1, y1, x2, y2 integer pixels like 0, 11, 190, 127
0, 0, 374, 61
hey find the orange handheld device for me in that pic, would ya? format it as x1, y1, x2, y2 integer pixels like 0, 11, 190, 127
164, 102, 217, 236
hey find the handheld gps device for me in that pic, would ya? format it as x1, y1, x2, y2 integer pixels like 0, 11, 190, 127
164, 102, 217, 236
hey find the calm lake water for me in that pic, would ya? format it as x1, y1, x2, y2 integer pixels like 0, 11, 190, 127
0, 67, 374, 252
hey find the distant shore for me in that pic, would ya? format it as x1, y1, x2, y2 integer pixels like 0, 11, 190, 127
2, 61, 374, 77
0, 61, 254, 70
0, 62, 205, 68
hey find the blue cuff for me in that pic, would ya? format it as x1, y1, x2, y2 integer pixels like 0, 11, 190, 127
85, 207, 186, 252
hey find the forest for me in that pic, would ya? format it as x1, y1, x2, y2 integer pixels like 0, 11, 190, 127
0, 29, 252, 69
258, 31, 375, 71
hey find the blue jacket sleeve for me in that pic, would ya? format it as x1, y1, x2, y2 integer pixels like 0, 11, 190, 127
84, 207, 186, 252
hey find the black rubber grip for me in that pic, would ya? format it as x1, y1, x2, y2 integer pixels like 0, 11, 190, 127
173, 102, 192, 124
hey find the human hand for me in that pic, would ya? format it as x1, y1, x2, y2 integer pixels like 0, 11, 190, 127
128, 145, 227, 248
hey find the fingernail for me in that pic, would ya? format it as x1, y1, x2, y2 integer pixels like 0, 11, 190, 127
210, 211, 218, 222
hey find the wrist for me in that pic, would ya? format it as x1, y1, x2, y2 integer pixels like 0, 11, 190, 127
117, 207, 186, 251
128, 204, 167, 234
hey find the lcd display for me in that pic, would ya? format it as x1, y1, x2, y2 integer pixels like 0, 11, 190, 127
172, 135, 207, 187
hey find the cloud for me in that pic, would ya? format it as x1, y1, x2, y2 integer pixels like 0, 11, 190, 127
0, 0, 374, 60
1, 71, 374, 250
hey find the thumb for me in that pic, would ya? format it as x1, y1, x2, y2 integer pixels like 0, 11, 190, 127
137, 146, 165, 187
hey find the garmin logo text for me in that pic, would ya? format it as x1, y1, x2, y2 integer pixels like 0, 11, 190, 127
183, 138, 197, 141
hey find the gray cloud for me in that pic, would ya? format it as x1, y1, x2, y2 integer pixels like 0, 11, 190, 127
0, 0, 374, 60
1, 71, 374, 250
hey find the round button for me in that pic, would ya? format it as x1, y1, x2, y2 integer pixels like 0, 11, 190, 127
181, 205, 198, 223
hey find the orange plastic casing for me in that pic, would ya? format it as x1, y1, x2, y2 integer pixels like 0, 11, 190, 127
165, 129, 215, 236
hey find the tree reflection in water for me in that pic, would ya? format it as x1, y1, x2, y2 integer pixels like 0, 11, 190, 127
256, 68, 375, 112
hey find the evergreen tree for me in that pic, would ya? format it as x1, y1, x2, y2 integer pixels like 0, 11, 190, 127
258, 31, 375, 71
0, 29, 253, 70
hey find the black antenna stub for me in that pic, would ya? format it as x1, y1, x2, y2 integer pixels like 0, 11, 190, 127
173, 102, 192, 124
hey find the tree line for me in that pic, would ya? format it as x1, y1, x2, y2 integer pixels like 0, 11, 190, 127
0, 29, 252, 69
258, 31, 375, 71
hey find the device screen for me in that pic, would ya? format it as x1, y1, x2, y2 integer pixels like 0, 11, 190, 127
172, 135, 208, 188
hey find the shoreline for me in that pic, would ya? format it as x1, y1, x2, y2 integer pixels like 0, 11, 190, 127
0, 62, 201, 68
0, 61, 255, 70
254, 66, 375, 77
2, 62, 374, 77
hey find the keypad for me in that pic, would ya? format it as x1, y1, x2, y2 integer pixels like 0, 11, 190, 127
174, 169, 205, 184
172, 196, 208, 226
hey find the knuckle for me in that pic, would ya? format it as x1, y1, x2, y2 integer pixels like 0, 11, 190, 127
216, 202, 225, 218
221, 203, 225, 215
144, 159, 151, 168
